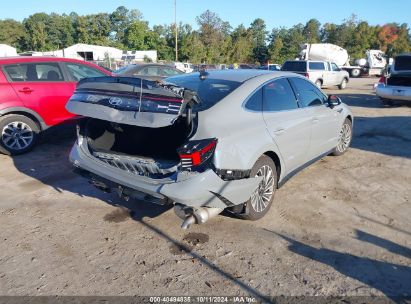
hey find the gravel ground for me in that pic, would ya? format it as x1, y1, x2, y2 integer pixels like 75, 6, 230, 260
0, 78, 410, 301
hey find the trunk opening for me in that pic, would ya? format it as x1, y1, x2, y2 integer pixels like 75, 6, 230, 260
387, 75, 411, 87
83, 117, 194, 177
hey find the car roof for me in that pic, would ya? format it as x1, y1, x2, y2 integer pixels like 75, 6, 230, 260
180, 69, 295, 82
0, 56, 95, 64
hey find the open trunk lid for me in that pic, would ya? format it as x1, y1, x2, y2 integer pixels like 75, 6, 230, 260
66, 76, 190, 128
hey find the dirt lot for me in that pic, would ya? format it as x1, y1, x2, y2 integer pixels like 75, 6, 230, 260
0, 78, 410, 301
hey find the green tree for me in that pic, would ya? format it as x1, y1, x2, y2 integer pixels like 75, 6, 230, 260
0, 19, 25, 50
303, 19, 321, 43
230, 24, 253, 63
23, 13, 50, 51
124, 20, 149, 50
249, 18, 268, 64
110, 6, 143, 46
196, 10, 229, 63
180, 32, 206, 63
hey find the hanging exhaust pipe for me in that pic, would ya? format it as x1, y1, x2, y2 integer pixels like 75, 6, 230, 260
174, 204, 223, 229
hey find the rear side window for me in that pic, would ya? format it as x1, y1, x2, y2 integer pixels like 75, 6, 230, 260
281, 61, 307, 72
308, 62, 326, 70
66, 63, 106, 81
290, 77, 327, 107
263, 78, 298, 112
161, 67, 182, 76
3, 63, 64, 82
244, 88, 262, 111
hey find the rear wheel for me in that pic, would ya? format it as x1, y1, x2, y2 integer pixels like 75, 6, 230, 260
238, 155, 277, 220
332, 118, 352, 156
0, 114, 39, 155
351, 69, 361, 78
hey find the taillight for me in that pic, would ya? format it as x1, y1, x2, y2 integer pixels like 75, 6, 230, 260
378, 75, 386, 84
178, 138, 217, 170
303, 73, 309, 78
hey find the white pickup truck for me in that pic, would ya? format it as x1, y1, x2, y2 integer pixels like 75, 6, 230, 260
281, 60, 350, 89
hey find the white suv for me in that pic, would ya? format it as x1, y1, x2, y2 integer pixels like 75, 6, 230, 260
282, 60, 350, 89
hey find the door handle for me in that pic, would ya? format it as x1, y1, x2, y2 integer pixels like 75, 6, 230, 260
18, 87, 34, 94
336, 108, 343, 113
273, 128, 285, 135
312, 118, 319, 124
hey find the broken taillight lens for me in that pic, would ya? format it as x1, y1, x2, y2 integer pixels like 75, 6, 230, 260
178, 138, 217, 170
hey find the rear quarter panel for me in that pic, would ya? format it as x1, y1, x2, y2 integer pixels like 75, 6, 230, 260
191, 75, 287, 178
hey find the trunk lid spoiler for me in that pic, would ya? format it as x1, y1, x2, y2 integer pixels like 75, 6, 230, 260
66, 76, 191, 128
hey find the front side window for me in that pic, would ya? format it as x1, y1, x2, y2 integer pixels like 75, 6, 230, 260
331, 63, 340, 71
290, 77, 327, 107
4, 62, 64, 82
263, 78, 298, 112
162, 67, 181, 76
66, 63, 106, 81
308, 62, 326, 70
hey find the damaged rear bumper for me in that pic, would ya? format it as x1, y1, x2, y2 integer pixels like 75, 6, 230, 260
70, 141, 262, 209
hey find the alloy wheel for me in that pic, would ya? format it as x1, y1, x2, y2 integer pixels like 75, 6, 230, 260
1, 121, 34, 151
250, 165, 275, 213
337, 122, 351, 153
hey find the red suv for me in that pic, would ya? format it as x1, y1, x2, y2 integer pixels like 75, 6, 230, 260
0, 57, 111, 155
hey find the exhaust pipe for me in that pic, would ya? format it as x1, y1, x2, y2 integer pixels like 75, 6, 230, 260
174, 204, 223, 229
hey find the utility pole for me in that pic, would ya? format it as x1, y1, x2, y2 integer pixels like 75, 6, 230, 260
174, 0, 178, 61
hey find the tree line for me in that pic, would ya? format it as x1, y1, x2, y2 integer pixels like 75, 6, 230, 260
0, 6, 410, 64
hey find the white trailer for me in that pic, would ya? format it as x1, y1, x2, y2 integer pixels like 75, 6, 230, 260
300, 43, 387, 77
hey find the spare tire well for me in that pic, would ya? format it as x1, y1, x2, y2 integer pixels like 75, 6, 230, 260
263, 151, 281, 187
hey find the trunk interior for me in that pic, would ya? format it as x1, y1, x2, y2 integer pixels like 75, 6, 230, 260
387, 75, 411, 87
83, 118, 193, 176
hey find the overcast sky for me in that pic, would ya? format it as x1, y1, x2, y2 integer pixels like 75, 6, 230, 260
1, 0, 410, 30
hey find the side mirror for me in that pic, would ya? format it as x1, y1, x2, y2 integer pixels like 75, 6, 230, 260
328, 95, 342, 108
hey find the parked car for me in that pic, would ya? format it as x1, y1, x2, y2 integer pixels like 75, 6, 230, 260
0, 56, 111, 155
67, 70, 353, 228
229, 63, 258, 69
259, 64, 281, 71
170, 62, 194, 73
198, 64, 218, 71
281, 60, 349, 89
376, 53, 411, 106
114, 63, 183, 81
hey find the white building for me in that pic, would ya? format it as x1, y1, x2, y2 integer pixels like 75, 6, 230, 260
24, 44, 157, 63
0, 44, 18, 57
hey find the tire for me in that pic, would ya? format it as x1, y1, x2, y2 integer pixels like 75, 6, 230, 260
338, 78, 348, 90
238, 155, 277, 221
332, 118, 352, 156
351, 69, 361, 78
315, 79, 322, 88
0, 114, 40, 155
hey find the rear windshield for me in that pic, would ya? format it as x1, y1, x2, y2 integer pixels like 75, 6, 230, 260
395, 56, 411, 71
308, 62, 326, 70
165, 74, 241, 111
281, 61, 307, 72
